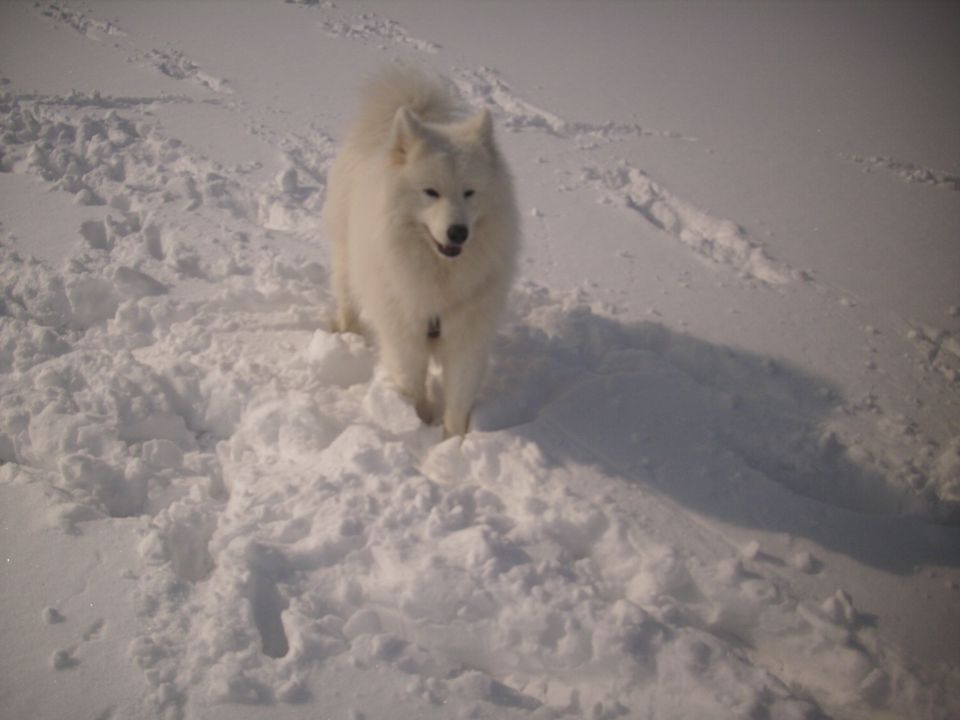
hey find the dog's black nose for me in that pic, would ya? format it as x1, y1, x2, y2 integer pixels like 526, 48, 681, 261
447, 224, 469, 245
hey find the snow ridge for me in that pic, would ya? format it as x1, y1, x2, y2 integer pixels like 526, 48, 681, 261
846, 154, 960, 191
452, 67, 789, 284
140, 48, 233, 94
39, 2, 126, 40
36, 2, 230, 95
585, 165, 793, 284
454, 66, 697, 144
317, 10, 441, 54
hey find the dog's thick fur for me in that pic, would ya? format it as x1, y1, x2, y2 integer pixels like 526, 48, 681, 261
325, 68, 519, 436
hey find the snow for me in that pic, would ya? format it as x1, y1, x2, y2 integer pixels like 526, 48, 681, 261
1, 1, 959, 719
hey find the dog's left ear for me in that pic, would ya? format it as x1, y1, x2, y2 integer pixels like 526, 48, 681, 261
464, 108, 494, 150
389, 106, 425, 165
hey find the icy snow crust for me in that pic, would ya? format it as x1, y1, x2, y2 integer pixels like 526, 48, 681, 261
2, 2, 959, 720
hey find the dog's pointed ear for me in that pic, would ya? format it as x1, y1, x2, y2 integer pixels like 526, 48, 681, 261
465, 108, 494, 149
389, 106, 424, 165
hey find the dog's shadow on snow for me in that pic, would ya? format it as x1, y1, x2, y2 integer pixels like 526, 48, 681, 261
475, 300, 959, 574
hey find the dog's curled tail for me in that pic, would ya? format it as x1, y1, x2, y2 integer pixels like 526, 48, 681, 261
348, 66, 459, 151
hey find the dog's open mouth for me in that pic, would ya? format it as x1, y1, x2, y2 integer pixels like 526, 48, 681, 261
423, 226, 463, 259
435, 241, 462, 258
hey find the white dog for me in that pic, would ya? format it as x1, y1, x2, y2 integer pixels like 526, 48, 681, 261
325, 68, 519, 436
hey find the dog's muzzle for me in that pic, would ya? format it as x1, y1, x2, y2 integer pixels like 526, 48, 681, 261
425, 224, 468, 259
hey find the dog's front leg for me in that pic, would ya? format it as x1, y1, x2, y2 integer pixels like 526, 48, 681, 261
378, 328, 433, 425
439, 335, 489, 438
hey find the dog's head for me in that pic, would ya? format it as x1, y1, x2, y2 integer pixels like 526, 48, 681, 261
388, 106, 497, 260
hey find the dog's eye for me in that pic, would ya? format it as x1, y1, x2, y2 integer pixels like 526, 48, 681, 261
423, 188, 440, 198
464, 189, 475, 198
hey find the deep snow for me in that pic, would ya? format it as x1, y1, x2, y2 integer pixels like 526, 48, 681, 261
1, 2, 959, 719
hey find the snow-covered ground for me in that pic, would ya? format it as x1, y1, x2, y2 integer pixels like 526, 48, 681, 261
2, 2, 959, 719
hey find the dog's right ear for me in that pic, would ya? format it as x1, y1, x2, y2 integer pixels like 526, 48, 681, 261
389, 107, 424, 165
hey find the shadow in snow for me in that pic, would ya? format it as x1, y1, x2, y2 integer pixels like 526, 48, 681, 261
477, 301, 960, 574
246, 543, 291, 660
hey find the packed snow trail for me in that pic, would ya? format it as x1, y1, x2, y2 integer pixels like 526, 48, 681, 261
1, 2, 959, 720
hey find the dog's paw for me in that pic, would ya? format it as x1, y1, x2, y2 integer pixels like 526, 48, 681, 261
442, 411, 471, 439
415, 397, 436, 426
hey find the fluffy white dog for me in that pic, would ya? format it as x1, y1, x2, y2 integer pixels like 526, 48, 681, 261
325, 68, 519, 436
